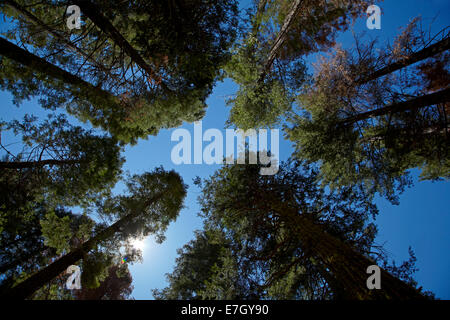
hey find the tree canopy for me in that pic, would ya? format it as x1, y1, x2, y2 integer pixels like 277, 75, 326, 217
155, 159, 428, 300
1, 166, 187, 299
285, 19, 450, 202
0, 0, 446, 301
0, 0, 239, 143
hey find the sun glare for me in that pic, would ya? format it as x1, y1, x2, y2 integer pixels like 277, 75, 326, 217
130, 238, 146, 251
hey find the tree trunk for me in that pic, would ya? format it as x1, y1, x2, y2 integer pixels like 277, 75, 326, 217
72, 0, 169, 92
360, 124, 450, 144
258, 0, 304, 83
3, 192, 164, 299
357, 37, 450, 85
0, 37, 119, 106
4, 0, 117, 80
278, 206, 425, 299
0, 160, 80, 170
339, 87, 450, 127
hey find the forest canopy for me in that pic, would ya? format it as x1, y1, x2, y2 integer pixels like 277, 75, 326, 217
0, 0, 448, 301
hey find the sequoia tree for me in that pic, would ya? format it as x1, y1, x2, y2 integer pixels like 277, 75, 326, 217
163, 159, 427, 300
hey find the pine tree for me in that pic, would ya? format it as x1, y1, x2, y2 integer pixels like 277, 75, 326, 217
2, 167, 187, 299
0, 114, 123, 206
225, 0, 368, 129
286, 19, 450, 202
0, 0, 239, 143
175, 159, 426, 299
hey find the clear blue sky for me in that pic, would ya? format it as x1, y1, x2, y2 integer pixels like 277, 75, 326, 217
0, 0, 449, 299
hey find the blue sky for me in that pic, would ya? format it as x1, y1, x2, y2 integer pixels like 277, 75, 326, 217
1, 0, 449, 299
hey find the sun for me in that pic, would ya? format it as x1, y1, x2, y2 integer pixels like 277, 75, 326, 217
130, 238, 146, 251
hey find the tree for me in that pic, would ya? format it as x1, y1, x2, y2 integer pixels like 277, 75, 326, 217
0, 37, 139, 142
224, 0, 368, 129
0, 0, 239, 143
25, 212, 111, 300
256, 0, 304, 83
285, 18, 450, 202
355, 37, 450, 85
0, 114, 123, 293
167, 159, 426, 299
74, 264, 133, 300
2, 167, 187, 299
153, 228, 247, 300
0, 114, 123, 207
28, 263, 134, 300
0, 204, 99, 297
0, 205, 62, 286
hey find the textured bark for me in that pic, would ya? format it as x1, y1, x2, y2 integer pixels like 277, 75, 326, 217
258, 0, 304, 83
278, 206, 425, 300
3, 192, 164, 299
357, 37, 450, 85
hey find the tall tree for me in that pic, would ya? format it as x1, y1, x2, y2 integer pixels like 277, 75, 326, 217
153, 228, 246, 300
180, 159, 426, 299
355, 37, 450, 85
285, 19, 450, 202
0, 36, 146, 143
2, 167, 187, 299
0, 114, 122, 288
74, 264, 133, 300
224, 0, 368, 129
257, 0, 304, 83
0, 204, 100, 296
0, 0, 239, 143
0, 204, 61, 286
0, 114, 123, 206
70, 0, 168, 91
25, 212, 141, 300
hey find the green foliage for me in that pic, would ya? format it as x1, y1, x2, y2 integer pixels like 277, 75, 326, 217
1, 166, 186, 298
0, 0, 441, 301
40, 211, 72, 255
285, 92, 413, 204
157, 160, 395, 299
153, 229, 242, 300
3, 114, 124, 207
224, 0, 368, 129
0, 0, 239, 143
98, 167, 188, 244
200, 247, 242, 300
40, 211, 96, 255
29, 278, 74, 300
75, 264, 133, 300
285, 27, 449, 202
81, 251, 114, 289
224, 36, 296, 129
